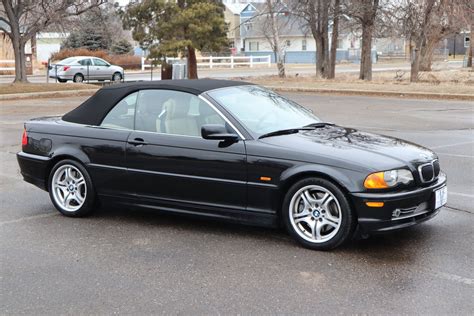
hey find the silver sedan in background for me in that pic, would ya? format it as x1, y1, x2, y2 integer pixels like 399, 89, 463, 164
49, 56, 124, 83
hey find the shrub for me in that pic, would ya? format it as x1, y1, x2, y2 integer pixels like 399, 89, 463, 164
50, 48, 141, 70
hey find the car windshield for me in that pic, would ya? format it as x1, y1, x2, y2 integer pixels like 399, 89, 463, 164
207, 85, 321, 137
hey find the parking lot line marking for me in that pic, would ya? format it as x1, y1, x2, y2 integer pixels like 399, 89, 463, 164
0, 212, 57, 226
437, 153, 474, 159
430, 141, 474, 150
424, 269, 474, 286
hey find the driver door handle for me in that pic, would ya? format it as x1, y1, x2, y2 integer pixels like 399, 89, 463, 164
128, 138, 148, 146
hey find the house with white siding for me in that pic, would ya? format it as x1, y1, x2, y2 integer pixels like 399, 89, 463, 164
238, 2, 375, 64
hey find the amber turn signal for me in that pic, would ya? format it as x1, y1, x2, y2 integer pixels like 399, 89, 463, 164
364, 172, 389, 189
365, 201, 385, 208
260, 176, 272, 182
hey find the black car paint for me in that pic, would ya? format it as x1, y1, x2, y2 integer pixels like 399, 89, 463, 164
17, 85, 446, 233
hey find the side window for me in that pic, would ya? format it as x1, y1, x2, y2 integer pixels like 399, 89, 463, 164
100, 92, 137, 130
78, 59, 92, 66
93, 58, 108, 66
134, 90, 226, 137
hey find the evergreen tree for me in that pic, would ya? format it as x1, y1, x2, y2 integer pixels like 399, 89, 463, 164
111, 39, 134, 55
123, 0, 229, 79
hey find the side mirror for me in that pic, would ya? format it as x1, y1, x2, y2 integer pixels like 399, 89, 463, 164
201, 124, 239, 142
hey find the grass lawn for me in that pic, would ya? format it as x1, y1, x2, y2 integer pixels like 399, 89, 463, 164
0, 83, 98, 95
249, 68, 474, 97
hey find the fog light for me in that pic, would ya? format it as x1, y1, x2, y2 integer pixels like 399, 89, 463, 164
392, 209, 401, 217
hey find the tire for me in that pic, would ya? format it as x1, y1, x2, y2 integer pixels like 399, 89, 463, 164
57, 78, 67, 83
112, 72, 122, 82
73, 73, 84, 83
48, 159, 96, 217
282, 177, 356, 250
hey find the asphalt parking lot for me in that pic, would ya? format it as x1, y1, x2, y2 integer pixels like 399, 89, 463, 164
1, 93, 473, 314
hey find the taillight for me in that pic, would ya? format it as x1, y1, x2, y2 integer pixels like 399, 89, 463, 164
62, 66, 70, 71
21, 128, 28, 146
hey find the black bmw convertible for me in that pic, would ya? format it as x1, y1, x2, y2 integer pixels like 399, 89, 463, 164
17, 79, 447, 250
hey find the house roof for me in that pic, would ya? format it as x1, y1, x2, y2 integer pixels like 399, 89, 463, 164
224, 3, 247, 15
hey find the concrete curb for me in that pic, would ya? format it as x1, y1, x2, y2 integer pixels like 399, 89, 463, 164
1, 86, 472, 102
264, 86, 474, 101
0, 89, 98, 101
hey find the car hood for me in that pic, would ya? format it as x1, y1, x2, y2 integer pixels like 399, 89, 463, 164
257, 125, 437, 172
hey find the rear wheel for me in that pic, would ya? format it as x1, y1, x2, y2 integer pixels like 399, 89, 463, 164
282, 177, 356, 250
48, 159, 95, 217
73, 73, 84, 83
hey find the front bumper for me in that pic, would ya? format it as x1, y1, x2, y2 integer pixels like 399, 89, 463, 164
351, 173, 447, 233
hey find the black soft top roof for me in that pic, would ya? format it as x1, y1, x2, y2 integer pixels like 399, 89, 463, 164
62, 79, 253, 125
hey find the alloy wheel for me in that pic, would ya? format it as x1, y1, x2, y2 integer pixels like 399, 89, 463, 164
289, 185, 342, 243
51, 164, 87, 212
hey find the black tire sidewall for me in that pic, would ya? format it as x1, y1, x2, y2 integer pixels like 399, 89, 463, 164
282, 177, 356, 250
48, 159, 95, 217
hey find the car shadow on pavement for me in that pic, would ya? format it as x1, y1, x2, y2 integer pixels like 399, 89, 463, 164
91, 205, 435, 258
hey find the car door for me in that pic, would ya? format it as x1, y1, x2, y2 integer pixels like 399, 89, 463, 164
125, 89, 248, 212
77, 58, 93, 80
86, 92, 138, 197
92, 58, 112, 80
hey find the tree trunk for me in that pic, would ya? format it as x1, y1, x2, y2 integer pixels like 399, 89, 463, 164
410, 48, 421, 82
359, 23, 374, 81
187, 46, 198, 79
267, 0, 285, 78
419, 35, 438, 71
328, 0, 340, 79
314, 35, 325, 78
468, 21, 473, 68
12, 37, 28, 83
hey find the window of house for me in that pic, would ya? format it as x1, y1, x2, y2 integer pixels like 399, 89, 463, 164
337, 39, 344, 49
249, 41, 259, 51
302, 39, 307, 51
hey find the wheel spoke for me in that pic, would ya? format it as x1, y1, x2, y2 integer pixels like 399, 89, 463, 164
325, 209, 340, 224
302, 190, 317, 206
294, 215, 312, 224
312, 220, 323, 240
74, 193, 84, 204
323, 218, 338, 228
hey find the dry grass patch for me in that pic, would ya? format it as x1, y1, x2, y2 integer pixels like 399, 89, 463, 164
250, 68, 474, 96
0, 83, 98, 95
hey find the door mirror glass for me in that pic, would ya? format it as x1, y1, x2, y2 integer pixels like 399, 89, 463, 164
201, 124, 239, 141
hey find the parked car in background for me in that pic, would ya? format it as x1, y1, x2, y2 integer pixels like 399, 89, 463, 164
49, 56, 124, 83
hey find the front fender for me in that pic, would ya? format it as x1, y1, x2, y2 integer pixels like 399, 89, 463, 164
279, 164, 365, 193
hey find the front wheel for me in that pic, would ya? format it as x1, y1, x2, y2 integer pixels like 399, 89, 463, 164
48, 159, 96, 217
282, 177, 356, 250
112, 72, 122, 82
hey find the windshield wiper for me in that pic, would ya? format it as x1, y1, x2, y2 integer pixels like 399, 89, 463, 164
258, 122, 336, 139
303, 122, 335, 128
258, 127, 314, 139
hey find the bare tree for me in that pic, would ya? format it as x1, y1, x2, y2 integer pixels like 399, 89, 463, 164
292, 0, 330, 78
344, 0, 380, 81
0, 0, 105, 83
264, 0, 286, 78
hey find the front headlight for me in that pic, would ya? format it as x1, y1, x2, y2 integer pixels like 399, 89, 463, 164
364, 169, 414, 189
